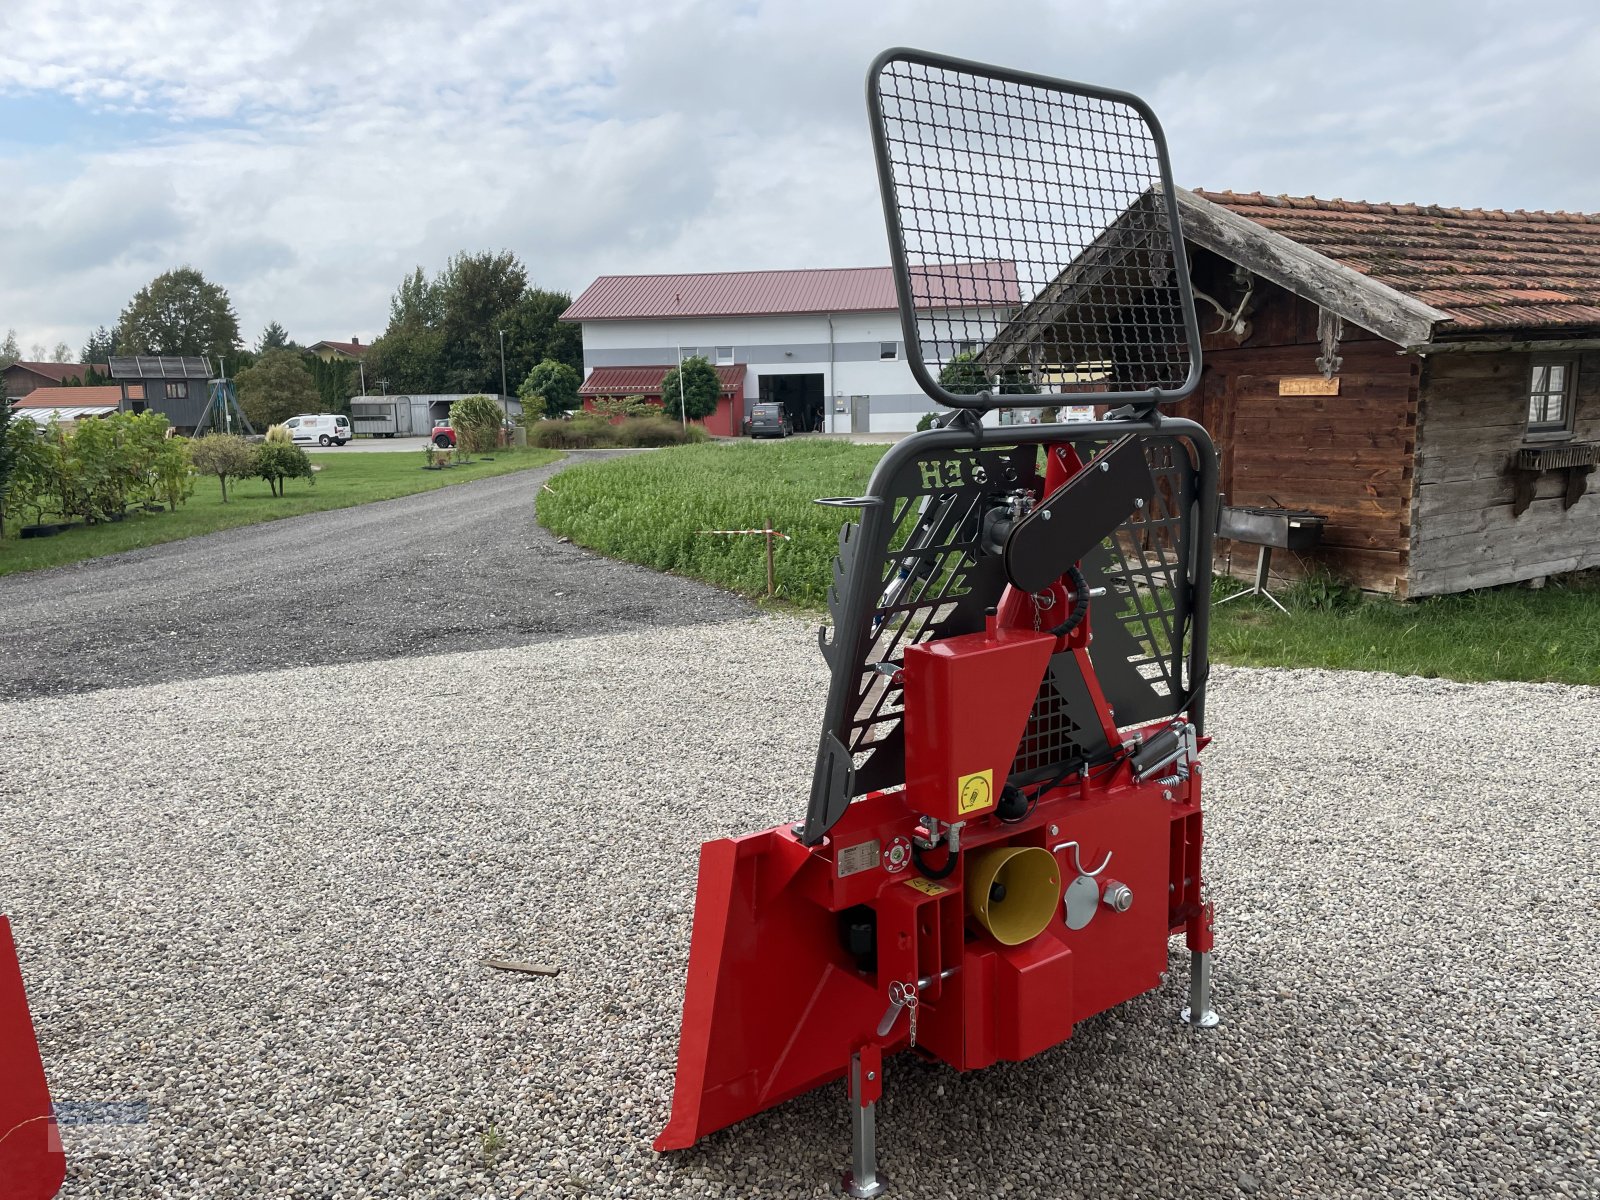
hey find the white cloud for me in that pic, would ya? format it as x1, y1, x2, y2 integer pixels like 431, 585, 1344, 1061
0, 0, 1595, 351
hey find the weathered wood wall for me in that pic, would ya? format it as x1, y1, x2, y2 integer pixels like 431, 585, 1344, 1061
1171, 271, 1418, 593
1409, 351, 1600, 595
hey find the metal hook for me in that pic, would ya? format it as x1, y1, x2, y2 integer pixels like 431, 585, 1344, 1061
1052, 840, 1112, 877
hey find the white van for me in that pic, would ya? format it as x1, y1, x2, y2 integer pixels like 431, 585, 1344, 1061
285, 413, 352, 446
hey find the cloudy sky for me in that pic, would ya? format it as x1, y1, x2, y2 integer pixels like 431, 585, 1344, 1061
2, 0, 1596, 356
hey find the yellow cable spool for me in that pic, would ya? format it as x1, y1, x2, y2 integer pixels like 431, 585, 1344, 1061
966, 845, 1062, 945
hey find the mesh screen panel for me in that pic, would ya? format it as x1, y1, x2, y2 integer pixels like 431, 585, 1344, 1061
870, 51, 1198, 406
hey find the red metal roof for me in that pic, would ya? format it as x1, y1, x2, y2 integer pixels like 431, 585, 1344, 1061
562, 263, 1020, 322
578, 365, 746, 396
1192, 190, 1600, 332
14, 385, 124, 407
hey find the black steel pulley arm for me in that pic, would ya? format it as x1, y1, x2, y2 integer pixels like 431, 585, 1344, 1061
1002, 436, 1155, 595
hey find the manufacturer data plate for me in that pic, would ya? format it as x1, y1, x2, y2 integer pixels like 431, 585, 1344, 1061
837, 839, 881, 878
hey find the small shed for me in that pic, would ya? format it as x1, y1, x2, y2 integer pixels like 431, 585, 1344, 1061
107, 356, 214, 433
8, 386, 123, 422
994, 190, 1600, 596
577, 365, 747, 436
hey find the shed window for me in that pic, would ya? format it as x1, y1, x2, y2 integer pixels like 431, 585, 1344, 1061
715, 346, 735, 365
1526, 358, 1575, 437
165, 381, 188, 400
880, 342, 899, 360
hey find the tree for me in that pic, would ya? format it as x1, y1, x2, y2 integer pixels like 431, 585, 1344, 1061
449, 394, 504, 456
115, 267, 241, 360
252, 441, 313, 496
189, 433, 255, 502
82, 326, 115, 366
659, 356, 721, 422
0, 329, 19, 368
50, 342, 72, 363
939, 351, 989, 396
0, 402, 14, 537
236, 350, 320, 429
366, 256, 578, 398
255, 321, 293, 354
518, 360, 580, 419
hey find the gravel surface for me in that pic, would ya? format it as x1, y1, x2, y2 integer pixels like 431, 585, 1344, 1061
3, 619, 1596, 1199
0, 452, 752, 701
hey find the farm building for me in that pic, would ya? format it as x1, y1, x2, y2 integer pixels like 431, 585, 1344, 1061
107, 356, 216, 433
3, 361, 101, 399
989, 189, 1600, 597
560, 265, 1019, 434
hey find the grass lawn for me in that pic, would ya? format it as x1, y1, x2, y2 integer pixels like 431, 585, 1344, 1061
539, 440, 1600, 687
0, 447, 561, 577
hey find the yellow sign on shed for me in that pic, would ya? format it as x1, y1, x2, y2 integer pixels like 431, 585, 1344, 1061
1279, 376, 1341, 396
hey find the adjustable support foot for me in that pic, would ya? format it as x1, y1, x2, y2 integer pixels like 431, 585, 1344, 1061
842, 1047, 888, 1198
1180, 947, 1219, 1028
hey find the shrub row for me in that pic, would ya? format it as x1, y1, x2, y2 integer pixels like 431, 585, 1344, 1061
1, 411, 192, 532
530, 415, 709, 451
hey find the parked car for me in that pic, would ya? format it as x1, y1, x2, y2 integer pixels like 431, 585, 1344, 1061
285, 413, 352, 446
430, 423, 457, 449
749, 402, 793, 439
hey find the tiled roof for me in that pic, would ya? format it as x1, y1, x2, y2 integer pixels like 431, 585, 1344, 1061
14, 385, 124, 407
562, 263, 1020, 322
578, 365, 746, 396
3, 361, 94, 382
310, 340, 366, 358
1191, 189, 1600, 331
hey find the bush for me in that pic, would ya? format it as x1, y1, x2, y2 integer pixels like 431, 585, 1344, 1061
518, 360, 581, 419
450, 394, 504, 456
190, 433, 256, 502
915, 412, 938, 432
530, 415, 706, 450
612, 417, 707, 447
588, 394, 659, 421
252, 441, 314, 497
264, 423, 293, 444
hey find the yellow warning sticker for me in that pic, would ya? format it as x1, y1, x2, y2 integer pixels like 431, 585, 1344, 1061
905, 877, 949, 897
957, 768, 994, 815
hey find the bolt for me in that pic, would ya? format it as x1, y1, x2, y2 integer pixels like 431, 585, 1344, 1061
1049, 824, 1059, 836
1099, 462, 1109, 472
1163, 789, 1174, 801
1040, 510, 1052, 521
1134, 497, 1145, 507
866, 1071, 876, 1081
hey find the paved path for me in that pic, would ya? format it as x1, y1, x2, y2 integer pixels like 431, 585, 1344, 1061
0, 452, 753, 700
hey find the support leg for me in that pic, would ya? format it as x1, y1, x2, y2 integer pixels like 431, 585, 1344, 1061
1180, 899, 1219, 1028
1180, 948, 1220, 1028
842, 1047, 888, 1198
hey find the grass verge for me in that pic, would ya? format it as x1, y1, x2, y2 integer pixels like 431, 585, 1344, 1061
0, 447, 561, 577
538, 440, 888, 606
539, 440, 1600, 686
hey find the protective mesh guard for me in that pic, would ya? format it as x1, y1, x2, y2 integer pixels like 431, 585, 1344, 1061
805, 429, 1211, 841
869, 50, 1200, 407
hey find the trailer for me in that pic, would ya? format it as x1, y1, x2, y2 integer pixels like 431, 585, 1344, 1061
349, 398, 415, 438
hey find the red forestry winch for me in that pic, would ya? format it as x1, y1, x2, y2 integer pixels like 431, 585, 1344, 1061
656, 48, 1221, 1194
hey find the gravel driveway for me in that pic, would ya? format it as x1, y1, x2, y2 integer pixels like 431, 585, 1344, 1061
0, 452, 752, 700
2, 617, 1594, 1199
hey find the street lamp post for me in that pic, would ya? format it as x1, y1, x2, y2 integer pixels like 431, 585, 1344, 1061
498, 330, 509, 419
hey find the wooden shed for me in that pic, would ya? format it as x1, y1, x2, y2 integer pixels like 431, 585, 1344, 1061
1004, 189, 1600, 597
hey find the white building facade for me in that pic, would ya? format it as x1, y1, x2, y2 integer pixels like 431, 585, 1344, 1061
561, 267, 1013, 434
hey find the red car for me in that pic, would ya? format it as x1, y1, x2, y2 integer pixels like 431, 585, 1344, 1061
430, 423, 456, 449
